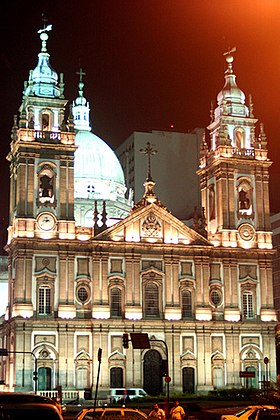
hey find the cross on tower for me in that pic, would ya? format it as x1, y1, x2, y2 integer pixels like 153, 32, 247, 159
140, 142, 158, 179
76, 68, 86, 83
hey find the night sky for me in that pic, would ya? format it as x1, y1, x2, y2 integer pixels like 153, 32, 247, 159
1, 0, 280, 249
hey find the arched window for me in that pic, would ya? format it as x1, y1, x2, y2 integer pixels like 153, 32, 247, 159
38, 165, 56, 206
110, 288, 122, 318
237, 179, 253, 218
209, 185, 216, 221
242, 291, 254, 319
182, 290, 192, 318
144, 283, 159, 317
39, 286, 51, 315
234, 127, 245, 149
42, 113, 50, 131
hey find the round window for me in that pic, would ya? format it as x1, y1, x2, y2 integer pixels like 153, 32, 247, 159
210, 289, 222, 307
77, 286, 89, 303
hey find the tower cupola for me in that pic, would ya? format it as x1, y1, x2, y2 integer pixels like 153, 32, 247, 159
216, 48, 248, 119
23, 24, 64, 99
198, 49, 272, 250
72, 68, 91, 131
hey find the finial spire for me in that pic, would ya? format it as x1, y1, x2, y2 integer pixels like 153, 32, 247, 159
223, 46, 236, 74
37, 14, 52, 53
76, 68, 86, 98
72, 66, 90, 131
140, 142, 157, 180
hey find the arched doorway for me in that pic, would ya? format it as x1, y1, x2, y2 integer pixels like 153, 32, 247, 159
182, 367, 195, 393
143, 350, 162, 396
38, 367, 52, 390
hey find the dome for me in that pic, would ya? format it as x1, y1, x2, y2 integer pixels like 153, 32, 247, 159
72, 70, 132, 228
217, 74, 245, 106
74, 130, 126, 198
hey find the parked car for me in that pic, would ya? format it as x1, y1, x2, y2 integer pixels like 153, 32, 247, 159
0, 391, 64, 419
75, 407, 148, 420
109, 388, 147, 403
221, 405, 280, 420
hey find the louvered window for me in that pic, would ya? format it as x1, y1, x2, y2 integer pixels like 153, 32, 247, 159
110, 288, 122, 317
145, 283, 159, 317
182, 290, 192, 318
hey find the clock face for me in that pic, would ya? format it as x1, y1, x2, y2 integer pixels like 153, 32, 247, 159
37, 213, 56, 231
238, 223, 255, 241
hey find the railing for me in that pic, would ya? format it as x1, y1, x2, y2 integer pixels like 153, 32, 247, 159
37, 389, 110, 404
34, 130, 61, 143
37, 389, 82, 401
232, 147, 255, 158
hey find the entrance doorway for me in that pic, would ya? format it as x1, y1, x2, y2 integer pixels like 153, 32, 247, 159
182, 367, 195, 393
246, 366, 257, 388
110, 367, 123, 388
38, 367, 52, 390
143, 350, 162, 396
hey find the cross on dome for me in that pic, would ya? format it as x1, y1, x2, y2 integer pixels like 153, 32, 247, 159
76, 68, 86, 99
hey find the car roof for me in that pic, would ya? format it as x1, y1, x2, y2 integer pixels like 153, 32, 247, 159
85, 408, 144, 411
0, 402, 63, 413
80, 407, 147, 416
0, 392, 55, 404
246, 406, 278, 409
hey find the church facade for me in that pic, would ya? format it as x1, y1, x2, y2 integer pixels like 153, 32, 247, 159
0, 26, 277, 397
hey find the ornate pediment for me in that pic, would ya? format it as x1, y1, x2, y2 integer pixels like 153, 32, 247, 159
94, 203, 212, 246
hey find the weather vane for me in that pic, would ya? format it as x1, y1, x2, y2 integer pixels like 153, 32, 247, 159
223, 46, 236, 57
38, 13, 52, 34
140, 142, 157, 179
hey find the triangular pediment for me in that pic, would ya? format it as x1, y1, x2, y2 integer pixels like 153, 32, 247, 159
94, 203, 212, 246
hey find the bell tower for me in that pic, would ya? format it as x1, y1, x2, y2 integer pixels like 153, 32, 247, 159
7, 23, 76, 243
198, 49, 272, 249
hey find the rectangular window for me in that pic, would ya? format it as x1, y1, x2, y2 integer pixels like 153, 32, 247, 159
145, 283, 159, 317
182, 291, 192, 318
110, 288, 122, 317
243, 292, 253, 319
39, 287, 51, 315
